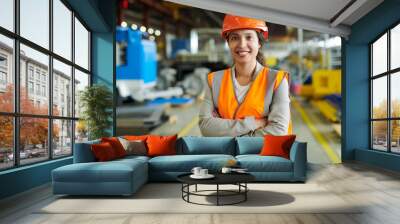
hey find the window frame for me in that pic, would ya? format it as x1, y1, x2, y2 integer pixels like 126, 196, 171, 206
0, 0, 92, 171
370, 20, 400, 154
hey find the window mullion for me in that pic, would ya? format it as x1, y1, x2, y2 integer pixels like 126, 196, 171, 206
14, 0, 20, 167
71, 10, 76, 154
388, 29, 391, 152
49, 0, 53, 160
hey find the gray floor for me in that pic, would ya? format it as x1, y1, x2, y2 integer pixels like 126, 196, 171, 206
1, 163, 400, 224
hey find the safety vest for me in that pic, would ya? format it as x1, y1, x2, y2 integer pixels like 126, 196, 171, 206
207, 67, 292, 134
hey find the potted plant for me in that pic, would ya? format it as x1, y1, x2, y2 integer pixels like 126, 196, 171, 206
79, 84, 113, 140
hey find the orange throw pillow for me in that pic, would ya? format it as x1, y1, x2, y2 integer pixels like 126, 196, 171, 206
146, 135, 177, 157
260, 135, 296, 159
91, 142, 117, 161
124, 135, 149, 141
101, 137, 126, 158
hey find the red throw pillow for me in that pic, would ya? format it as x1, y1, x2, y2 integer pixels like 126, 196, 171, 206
91, 142, 117, 161
260, 135, 296, 159
101, 137, 126, 158
146, 135, 177, 157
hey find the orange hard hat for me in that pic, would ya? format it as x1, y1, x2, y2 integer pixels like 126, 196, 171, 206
222, 14, 268, 40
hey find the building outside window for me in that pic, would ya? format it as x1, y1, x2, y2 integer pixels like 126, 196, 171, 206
0, 71, 6, 85
371, 23, 400, 154
0, 0, 92, 170
35, 70, 40, 81
28, 66, 34, 80
0, 54, 7, 89
42, 85, 46, 97
28, 81, 34, 94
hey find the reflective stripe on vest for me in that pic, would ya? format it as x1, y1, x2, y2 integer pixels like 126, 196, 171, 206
207, 67, 292, 134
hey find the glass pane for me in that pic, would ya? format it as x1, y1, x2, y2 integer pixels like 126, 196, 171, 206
372, 33, 387, 76
0, 116, 14, 170
75, 120, 88, 143
391, 120, 400, 153
53, 0, 72, 60
391, 72, 400, 118
20, 0, 49, 49
74, 17, 89, 70
20, 44, 49, 115
0, 0, 14, 31
391, 24, 400, 70
53, 119, 72, 157
20, 117, 49, 165
74, 69, 89, 118
53, 59, 72, 117
0, 35, 14, 112
372, 121, 388, 151
372, 77, 387, 119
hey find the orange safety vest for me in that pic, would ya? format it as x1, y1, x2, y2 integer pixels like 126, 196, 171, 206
207, 67, 292, 134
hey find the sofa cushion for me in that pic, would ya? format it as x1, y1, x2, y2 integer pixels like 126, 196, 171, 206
52, 159, 147, 183
148, 154, 235, 172
178, 137, 235, 155
236, 155, 293, 172
236, 137, 263, 155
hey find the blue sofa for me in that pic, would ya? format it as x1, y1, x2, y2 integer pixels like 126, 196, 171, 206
52, 137, 307, 196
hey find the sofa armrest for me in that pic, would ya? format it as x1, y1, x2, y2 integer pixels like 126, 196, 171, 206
73, 140, 100, 163
289, 141, 307, 181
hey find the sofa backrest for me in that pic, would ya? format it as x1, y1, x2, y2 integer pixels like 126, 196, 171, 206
177, 136, 236, 155
235, 137, 263, 155
73, 139, 100, 163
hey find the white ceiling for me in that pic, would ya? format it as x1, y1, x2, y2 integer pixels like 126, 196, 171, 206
165, 0, 384, 38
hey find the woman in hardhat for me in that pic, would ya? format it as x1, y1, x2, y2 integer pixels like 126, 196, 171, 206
199, 14, 292, 137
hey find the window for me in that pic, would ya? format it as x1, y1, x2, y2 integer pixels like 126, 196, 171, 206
0, 71, 6, 85
36, 83, 40, 95
35, 70, 41, 81
0, 35, 13, 113
0, 54, 8, 87
53, 59, 72, 117
20, 0, 49, 49
53, 0, 72, 60
0, 0, 14, 32
28, 81, 34, 94
0, 54, 7, 67
42, 85, 46, 97
0, 1, 91, 170
28, 67, 34, 80
75, 17, 89, 70
371, 23, 400, 154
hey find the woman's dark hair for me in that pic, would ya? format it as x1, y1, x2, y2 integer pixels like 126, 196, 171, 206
256, 32, 265, 66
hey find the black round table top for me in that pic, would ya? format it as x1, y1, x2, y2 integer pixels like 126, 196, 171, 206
177, 172, 255, 185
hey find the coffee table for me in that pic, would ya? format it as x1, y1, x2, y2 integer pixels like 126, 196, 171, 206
177, 172, 255, 206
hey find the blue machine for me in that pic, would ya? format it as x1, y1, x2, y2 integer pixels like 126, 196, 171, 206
116, 27, 157, 87
171, 39, 190, 58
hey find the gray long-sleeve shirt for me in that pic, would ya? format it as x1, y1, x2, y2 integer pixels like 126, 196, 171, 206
198, 64, 291, 137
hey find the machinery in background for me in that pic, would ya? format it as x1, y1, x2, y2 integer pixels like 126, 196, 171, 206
115, 27, 210, 135
116, 26, 183, 103
298, 69, 342, 135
